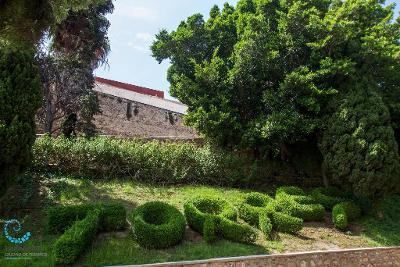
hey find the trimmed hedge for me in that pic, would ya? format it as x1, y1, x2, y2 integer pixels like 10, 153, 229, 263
130, 201, 186, 249
276, 186, 325, 221
53, 209, 100, 265
33, 136, 253, 186
238, 192, 273, 226
332, 201, 361, 230
203, 215, 217, 243
184, 197, 237, 233
311, 187, 347, 209
266, 202, 303, 233
218, 217, 258, 244
48, 203, 126, 233
184, 196, 257, 244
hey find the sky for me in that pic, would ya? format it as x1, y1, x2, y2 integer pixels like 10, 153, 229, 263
95, 0, 400, 100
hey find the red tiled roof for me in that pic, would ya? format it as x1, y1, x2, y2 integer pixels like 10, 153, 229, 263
95, 77, 164, 98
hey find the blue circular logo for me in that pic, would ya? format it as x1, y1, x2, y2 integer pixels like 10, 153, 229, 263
3, 219, 31, 244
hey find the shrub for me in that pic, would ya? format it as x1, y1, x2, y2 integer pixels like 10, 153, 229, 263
53, 209, 100, 265
218, 217, 258, 244
266, 202, 303, 233
130, 201, 186, 249
203, 215, 217, 243
184, 197, 237, 233
321, 85, 400, 199
275, 186, 325, 221
238, 192, 273, 226
311, 187, 347, 209
0, 48, 41, 196
32, 136, 255, 186
48, 203, 126, 233
258, 212, 272, 237
332, 201, 361, 230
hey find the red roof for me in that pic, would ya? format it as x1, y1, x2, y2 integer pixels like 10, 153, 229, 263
95, 77, 164, 98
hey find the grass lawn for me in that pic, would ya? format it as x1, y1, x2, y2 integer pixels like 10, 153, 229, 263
0, 172, 399, 267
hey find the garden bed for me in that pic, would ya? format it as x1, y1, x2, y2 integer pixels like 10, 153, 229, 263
0, 172, 399, 267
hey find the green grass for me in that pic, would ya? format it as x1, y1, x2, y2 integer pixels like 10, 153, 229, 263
0, 172, 399, 267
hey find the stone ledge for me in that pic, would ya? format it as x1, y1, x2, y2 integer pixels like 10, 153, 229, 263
110, 246, 400, 267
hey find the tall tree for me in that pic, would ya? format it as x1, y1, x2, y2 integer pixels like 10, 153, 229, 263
152, 0, 400, 198
37, 0, 113, 136
0, 48, 41, 196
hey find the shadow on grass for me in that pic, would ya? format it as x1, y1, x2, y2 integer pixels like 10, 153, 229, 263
359, 194, 400, 246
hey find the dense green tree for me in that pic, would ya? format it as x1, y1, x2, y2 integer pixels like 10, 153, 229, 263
0, 48, 41, 195
0, 0, 108, 47
152, 0, 400, 198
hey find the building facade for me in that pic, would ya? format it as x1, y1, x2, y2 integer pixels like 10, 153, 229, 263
93, 77, 197, 139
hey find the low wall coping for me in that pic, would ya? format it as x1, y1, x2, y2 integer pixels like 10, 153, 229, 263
109, 246, 400, 267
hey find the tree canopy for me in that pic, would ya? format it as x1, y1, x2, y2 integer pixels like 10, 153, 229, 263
152, 0, 400, 198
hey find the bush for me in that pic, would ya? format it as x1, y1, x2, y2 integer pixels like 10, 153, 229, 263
266, 202, 303, 233
218, 217, 258, 244
259, 212, 272, 237
321, 85, 400, 199
332, 201, 361, 230
130, 201, 186, 249
48, 203, 126, 233
311, 187, 347, 209
53, 209, 100, 265
238, 192, 273, 226
184, 197, 237, 234
0, 48, 41, 196
203, 215, 217, 243
32, 136, 255, 186
276, 186, 325, 221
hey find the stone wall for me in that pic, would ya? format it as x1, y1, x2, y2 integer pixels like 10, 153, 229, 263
94, 92, 197, 138
120, 247, 400, 267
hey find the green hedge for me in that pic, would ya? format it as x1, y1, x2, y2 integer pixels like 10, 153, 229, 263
332, 201, 361, 230
276, 186, 325, 221
218, 217, 258, 244
184, 197, 237, 233
33, 136, 253, 186
238, 192, 273, 226
53, 209, 100, 265
184, 197, 257, 244
266, 202, 303, 233
48, 203, 126, 233
130, 201, 186, 249
311, 187, 347, 209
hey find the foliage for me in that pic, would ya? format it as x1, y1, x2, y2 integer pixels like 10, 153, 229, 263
47, 203, 126, 233
266, 203, 304, 234
61, 113, 78, 138
184, 196, 257, 244
33, 136, 254, 186
320, 84, 400, 199
361, 194, 400, 246
130, 201, 186, 249
218, 216, 258, 244
151, 0, 400, 198
53, 208, 100, 265
0, 0, 108, 47
0, 48, 41, 196
184, 197, 237, 233
311, 187, 347, 210
238, 192, 273, 226
258, 212, 272, 237
203, 215, 217, 243
275, 186, 325, 221
332, 201, 361, 230
37, 0, 112, 137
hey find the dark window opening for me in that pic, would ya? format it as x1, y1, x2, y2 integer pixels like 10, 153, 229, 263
126, 102, 132, 120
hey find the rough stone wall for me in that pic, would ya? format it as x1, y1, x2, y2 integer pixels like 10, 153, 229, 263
127, 247, 400, 267
94, 93, 198, 138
